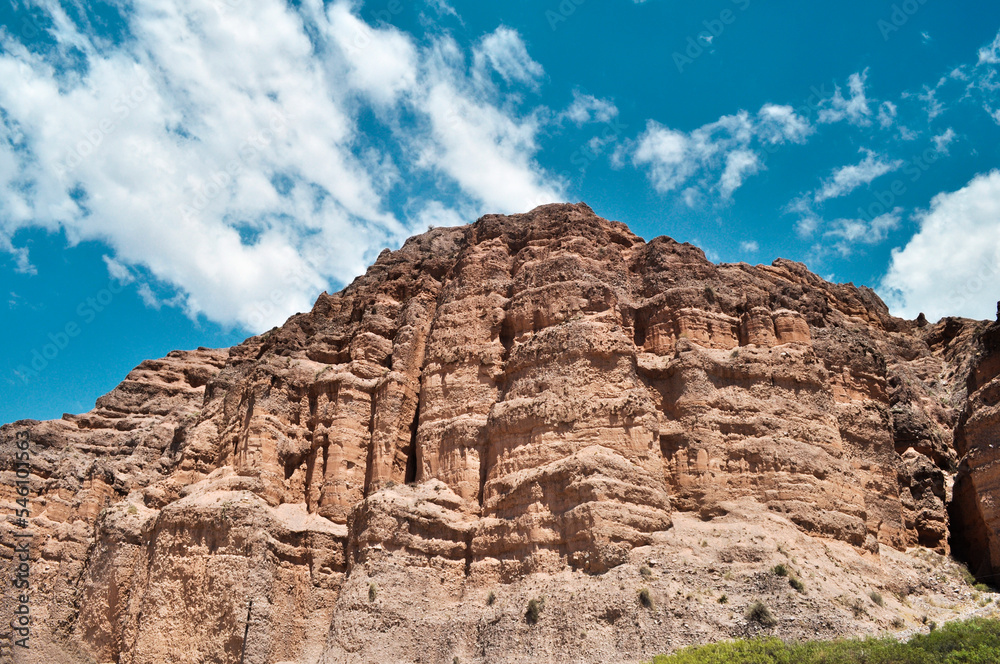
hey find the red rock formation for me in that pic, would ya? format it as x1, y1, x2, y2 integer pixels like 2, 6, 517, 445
0, 203, 993, 663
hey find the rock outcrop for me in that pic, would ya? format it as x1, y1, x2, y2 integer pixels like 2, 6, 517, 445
0, 203, 995, 663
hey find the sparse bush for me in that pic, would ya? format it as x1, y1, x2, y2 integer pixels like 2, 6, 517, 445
639, 588, 653, 609
869, 590, 884, 607
746, 601, 776, 627
526, 598, 543, 625
789, 577, 805, 593
772, 564, 788, 577
487, 591, 496, 606
891, 616, 905, 629
368, 583, 377, 602
127, 504, 138, 515
640, 565, 653, 579
718, 594, 728, 604
959, 566, 978, 586
850, 598, 866, 618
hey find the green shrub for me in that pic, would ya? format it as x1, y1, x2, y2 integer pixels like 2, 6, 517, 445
487, 591, 496, 606
869, 590, 884, 607
789, 577, 805, 593
368, 582, 377, 602
639, 588, 653, 609
718, 594, 728, 604
746, 601, 777, 627
526, 598, 543, 625
772, 564, 788, 577
649, 617, 1000, 663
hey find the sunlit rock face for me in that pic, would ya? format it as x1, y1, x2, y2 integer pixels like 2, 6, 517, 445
0, 203, 990, 664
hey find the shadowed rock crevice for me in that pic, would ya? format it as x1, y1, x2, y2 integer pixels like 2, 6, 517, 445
1, 203, 996, 663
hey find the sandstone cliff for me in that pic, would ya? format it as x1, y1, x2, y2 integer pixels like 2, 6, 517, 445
1, 203, 996, 664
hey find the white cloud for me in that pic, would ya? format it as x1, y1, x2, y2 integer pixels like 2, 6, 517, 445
739, 240, 759, 253
880, 171, 1000, 321
719, 149, 760, 199
818, 69, 872, 125
473, 26, 544, 88
632, 122, 693, 193
825, 210, 901, 255
756, 104, 813, 144
932, 128, 956, 154
814, 150, 903, 202
878, 101, 897, 129
632, 104, 811, 199
561, 90, 618, 125
0, 0, 561, 332
326, 2, 418, 106
979, 30, 1000, 65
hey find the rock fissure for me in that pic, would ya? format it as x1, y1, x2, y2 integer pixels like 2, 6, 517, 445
2, 204, 998, 664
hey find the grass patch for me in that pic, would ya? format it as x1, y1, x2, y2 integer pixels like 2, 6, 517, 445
746, 601, 777, 627
649, 617, 1000, 663
772, 564, 788, 577
869, 590, 884, 607
789, 577, 805, 593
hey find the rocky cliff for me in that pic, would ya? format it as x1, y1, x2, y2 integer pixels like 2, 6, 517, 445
1, 203, 997, 664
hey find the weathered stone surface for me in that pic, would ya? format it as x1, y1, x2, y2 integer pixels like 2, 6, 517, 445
1, 203, 996, 663
951, 319, 1000, 577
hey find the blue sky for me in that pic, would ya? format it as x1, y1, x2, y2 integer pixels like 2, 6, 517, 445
2, 0, 999, 424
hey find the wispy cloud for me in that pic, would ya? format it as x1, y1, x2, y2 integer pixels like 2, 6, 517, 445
814, 149, 904, 202
560, 90, 619, 125
817, 69, 872, 126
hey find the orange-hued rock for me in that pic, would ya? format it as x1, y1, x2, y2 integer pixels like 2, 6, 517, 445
0, 204, 995, 663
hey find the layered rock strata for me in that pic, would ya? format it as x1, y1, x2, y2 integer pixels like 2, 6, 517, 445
0, 203, 993, 663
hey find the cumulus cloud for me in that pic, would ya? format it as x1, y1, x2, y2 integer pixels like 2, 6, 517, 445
979, 30, 1000, 65
739, 240, 759, 253
814, 150, 904, 202
561, 90, 618, 125
0, 0, 561, 331
631, 104, 812, 200
933, 128, 956, 154
880, 171, 1000, 321
818, 70, 872, 125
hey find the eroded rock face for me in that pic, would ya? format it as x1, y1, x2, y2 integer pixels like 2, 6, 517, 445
951, 319, 1000, 577
0, 203, 992, 663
